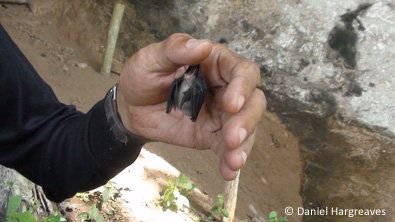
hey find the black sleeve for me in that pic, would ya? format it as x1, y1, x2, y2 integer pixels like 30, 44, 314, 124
0, 23, 144, 202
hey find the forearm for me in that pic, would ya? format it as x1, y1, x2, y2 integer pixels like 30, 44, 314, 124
1, 99, 143, 202
40, 100, 143, 202
0, 22, 144, 202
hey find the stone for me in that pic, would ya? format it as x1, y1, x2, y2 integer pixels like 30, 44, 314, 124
151, 1, 394, 221
76, 63, 88, 69
0, 166, 54, 220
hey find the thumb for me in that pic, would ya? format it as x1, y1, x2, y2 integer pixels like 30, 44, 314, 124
136, 33, 213, 73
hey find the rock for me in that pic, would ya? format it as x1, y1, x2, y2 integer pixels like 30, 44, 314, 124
347, 2, 395, 133
59, 65, 69, 75
71, 98, 84, 108
141, 1, 394, 221
28, 0, 58, 16
185, 0, 394, 136
0, 166, 55, 220
76, 63, 88, 69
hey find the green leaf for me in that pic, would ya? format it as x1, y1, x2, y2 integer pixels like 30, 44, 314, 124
7, 196, 22, 213
163, 190, 172, 202
41, 214, 61, 222
177, 174, 189, 185
181, 183, 193, 190
217, 194, 224, 206
168, 194, 174, 204
95, 214, 105, 222
28, 206, 34, 213
106, 181, 116, 187
89, 204, 99, 218
268, 211, 278, 219
6, 182, 14, 188
179, 190, 189, 198
6, 211, 19, 220
12, 211, 36, 222
92, 212, 105, 222
112, 201, 118, 208
75, 192, 90, 202
176, 174, 183, 185
221, 209, 229, 218
21, 211, 37, 222
168, 179, 174, 186
211, 206, 220, 213
77, 212, 89, 219
279, 216, 288, 222
7, 217, 17, 222
103, 187, 110, 202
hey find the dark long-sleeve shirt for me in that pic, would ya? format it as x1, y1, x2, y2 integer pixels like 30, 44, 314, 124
0, 23, 143, 202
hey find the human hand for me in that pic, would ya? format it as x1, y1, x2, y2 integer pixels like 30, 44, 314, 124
116, 34, 266, 180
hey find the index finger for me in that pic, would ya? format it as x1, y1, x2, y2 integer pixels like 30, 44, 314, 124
203, 43, 261, 114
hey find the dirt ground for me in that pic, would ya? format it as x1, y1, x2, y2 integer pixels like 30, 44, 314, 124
0, 4, 303, 222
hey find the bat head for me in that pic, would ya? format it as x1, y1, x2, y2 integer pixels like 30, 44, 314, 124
183, 65, 199, 80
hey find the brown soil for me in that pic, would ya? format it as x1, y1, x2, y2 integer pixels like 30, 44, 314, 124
0, 4, 303, 222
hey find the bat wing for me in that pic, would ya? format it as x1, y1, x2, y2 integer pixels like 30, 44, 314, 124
166, 76, 183, 113
190, 70, 207, 122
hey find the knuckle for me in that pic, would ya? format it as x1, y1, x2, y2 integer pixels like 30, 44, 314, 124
234, 60, 261, 85
167, 33, 184, 41
213, 41, 230, 51
252, 63, 261, 84
249, 89, 266, 116
244, 62, 260, 85
256, 89, 267, 111
165, 34, 182, 47
165, 33, 191, 47
256, 88, 265, 99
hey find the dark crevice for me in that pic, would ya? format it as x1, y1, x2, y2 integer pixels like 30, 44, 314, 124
328, 3, 373, 69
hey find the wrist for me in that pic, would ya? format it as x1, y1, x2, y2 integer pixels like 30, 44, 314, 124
115, 84, 137, 135
104, 84, 148, 144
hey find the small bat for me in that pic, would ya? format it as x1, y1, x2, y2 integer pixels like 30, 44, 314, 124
166, 64, 207, 122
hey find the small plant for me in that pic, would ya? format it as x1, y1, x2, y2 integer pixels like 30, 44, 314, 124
78, 204, 105, 222
6, 181, 35, 222
160, 173, 196, 212
76, 192, 91, 202
101, 181, 120, 216
76, 181, 121, 221
102, 181, 118, 203
268, 211, 288, 222
6, 195, 36, 222
208, 194, 228, 221
6, 182, 65, 222
40, 213, 65, 222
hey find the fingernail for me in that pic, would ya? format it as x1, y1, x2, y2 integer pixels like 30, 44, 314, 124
241, 151, 247, 165
239, 128, 247, 145
185, 39, 201, 49
237, 95, 245, 111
